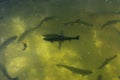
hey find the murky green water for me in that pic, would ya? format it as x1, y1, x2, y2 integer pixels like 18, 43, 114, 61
0, 0, 120, 80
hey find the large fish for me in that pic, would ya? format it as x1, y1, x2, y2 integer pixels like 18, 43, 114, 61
0, 36, 17, 52
0, 64, 19, 80
56, 64, 92, 76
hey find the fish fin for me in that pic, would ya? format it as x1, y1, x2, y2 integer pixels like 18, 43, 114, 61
58, 41, 62, 50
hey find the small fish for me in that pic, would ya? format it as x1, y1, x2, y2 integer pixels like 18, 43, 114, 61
0, 36, 17, 52
56, 64, 92, 76
18, 16, 56, 42
97, 74, 102, 80
0, 64, 19, 80
75, 19, 94, 26
118, 76, 120, 79
17, 29, 33, 42
101, 20, 120, 29
98, 55, 117, 69
34, 16, 56, 30
64, 19, 93, 26
64, 21, 75, 26
42, 16, 56, 22
0, 0, 9, 3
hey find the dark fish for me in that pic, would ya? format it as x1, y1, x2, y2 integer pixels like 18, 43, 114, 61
43, 34, 79, 49
98, 55, 117, 69
97, 74, 102, 80
56, 64, 92, 76
101, 20, 120, 28
0, 64, 19, 80
0, 36, 17, 52
18, 16, 56, 42
64, 19, 93, 26
64, 21, 75, 26
75, 19, 94, 26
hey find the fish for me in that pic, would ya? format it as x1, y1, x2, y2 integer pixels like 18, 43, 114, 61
0, 36, 17, 52
0, 0, 9, 3
0, 64, 19, 80
18, 16, 56, 42
118, 76, 120, 79
64, 21, 75, 26
17, 28, 33, 43
64, 19, 93, 26
101, 20, 120, 29
56, 64, 92, 76
75, 19, 93, 26
43, 34, 79, 49
98, 55, 117, 69
97, 74, 102, 80
33, 16, 56, 30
